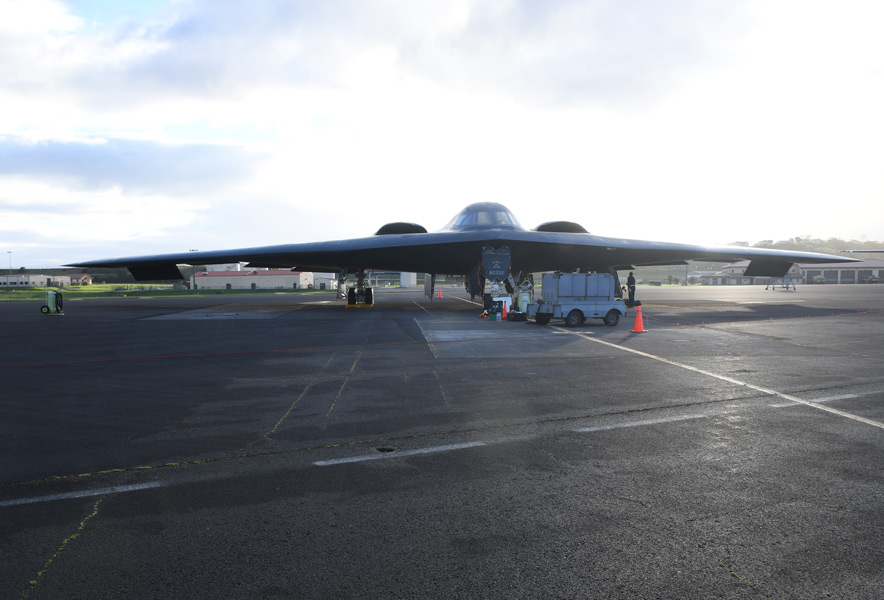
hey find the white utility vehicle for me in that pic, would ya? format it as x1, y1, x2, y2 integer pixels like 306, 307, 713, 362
527, 272, 628, 327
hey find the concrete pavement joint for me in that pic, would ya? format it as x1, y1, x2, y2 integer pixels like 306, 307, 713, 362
412, 301, 435, 317
5, 399, 735, 489
0, 333, 590, 369
647, 308, 884, 329
230, 354, 616, 388
770, 393, 865, 409
432, 368, 449, 407
575, 413, 706, 432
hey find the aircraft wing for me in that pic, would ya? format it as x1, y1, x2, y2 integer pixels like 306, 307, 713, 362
69, 227, 858, 281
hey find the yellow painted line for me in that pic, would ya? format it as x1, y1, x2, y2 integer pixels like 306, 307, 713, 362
9, 439, 385, 486
323, 352, 361, 427
20, 498, 105, 599
264, 376, 319, 440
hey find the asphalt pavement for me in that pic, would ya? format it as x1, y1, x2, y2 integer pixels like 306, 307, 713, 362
2, 284, 883, 599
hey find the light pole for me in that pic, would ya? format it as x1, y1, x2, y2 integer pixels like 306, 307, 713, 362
6, 251, 10, 274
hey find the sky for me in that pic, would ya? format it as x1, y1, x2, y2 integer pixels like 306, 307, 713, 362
1, 0, 882, 269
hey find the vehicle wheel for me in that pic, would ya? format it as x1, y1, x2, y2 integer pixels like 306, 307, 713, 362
565, 309, 584, 327
604, 309, 621, 326
40, 305, 50, 314
535, 313, 551, 325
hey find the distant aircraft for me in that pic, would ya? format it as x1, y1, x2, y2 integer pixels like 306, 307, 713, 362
70, 202, 858, 303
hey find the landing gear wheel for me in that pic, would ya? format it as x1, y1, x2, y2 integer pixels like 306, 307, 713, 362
604, 309, 621, 326
364, 288, 373, 305
535, 313, 551, 325
347, 288, 356, 304
565, 309, 584, 328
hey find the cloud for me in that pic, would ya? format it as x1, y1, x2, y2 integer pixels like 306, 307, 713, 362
0, 136, 263, 195
0, 177, 207, 250
0, 134, 265, 263
1, 0, 746, 115
2, 0, 883, 269
399, 0, 747, 106
21, 0, 382, 109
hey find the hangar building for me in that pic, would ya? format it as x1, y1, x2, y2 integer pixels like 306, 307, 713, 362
699, 259, 883, 285
193, 270, 314, 290
0, 274, 71, 287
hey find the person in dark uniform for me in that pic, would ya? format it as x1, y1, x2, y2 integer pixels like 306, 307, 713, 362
627, 272, 636, 305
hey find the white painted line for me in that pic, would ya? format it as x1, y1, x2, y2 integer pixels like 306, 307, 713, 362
568, 329, 884, 431
0, 481, 164, 508
576, 413, 706, 432
771, 393, 861, 408
314, 441, 486, 467
421, 331, 503, 342
280, 304, 313, 313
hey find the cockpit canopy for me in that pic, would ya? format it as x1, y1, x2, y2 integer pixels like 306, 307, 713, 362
441, 202, 524, 231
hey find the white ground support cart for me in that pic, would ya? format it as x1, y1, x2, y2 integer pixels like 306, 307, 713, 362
527, 272, 627, 327
40, 289, 64, 315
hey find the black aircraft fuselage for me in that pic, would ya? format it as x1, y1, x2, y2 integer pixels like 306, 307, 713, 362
69, 202, 858, 289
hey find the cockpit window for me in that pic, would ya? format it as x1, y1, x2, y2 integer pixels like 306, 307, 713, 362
442, 203, 523, 231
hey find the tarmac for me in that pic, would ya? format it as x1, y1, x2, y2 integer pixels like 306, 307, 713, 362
2, 284, 883, 599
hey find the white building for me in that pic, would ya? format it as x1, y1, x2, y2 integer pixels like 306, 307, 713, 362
193, 270, 314, 290
206, 263, 244, 272
698, 262, 803, 286
0, 274, 71, 287
699, 259, 884, 285
800, 259, 883, 284
400, 272, 417, 288
313, 276, 337, 291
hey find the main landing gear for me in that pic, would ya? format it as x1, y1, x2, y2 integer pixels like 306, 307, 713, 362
338, 269, 374, 308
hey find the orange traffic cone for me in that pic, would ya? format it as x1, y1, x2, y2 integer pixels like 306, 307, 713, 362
631, 305, 647, 333
438, 287, 442, 299
501, 300, 508, 320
